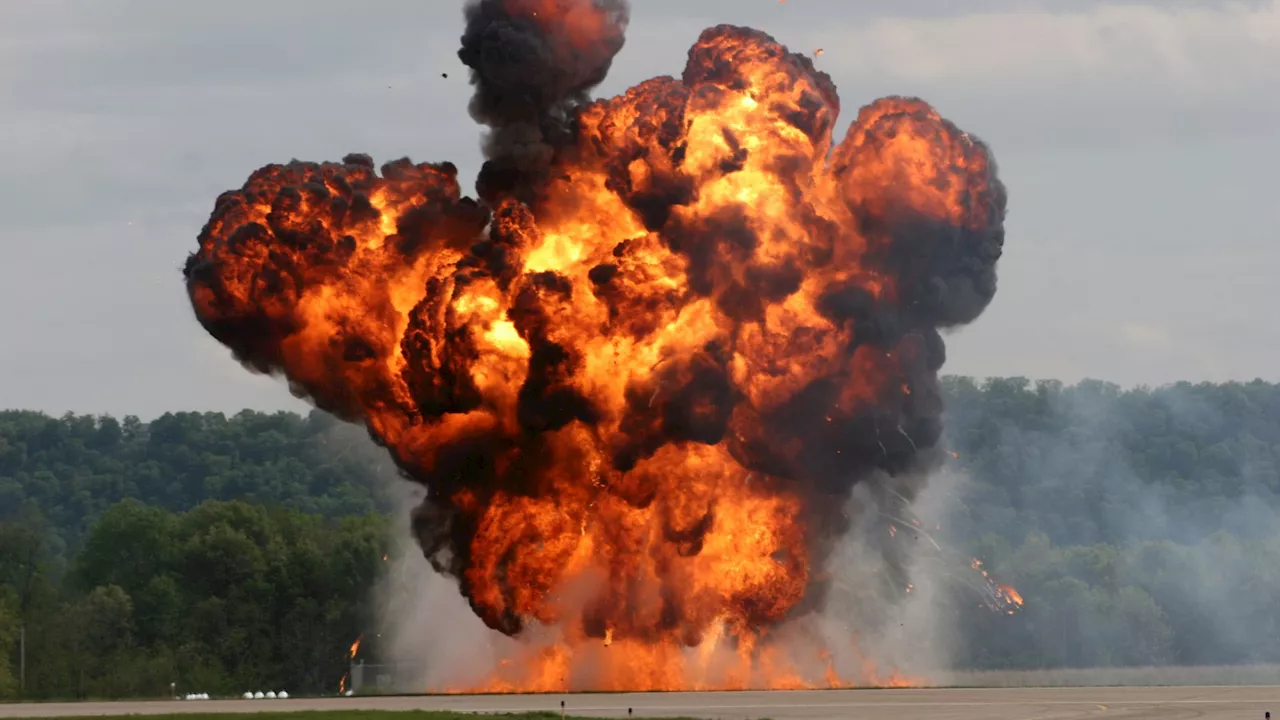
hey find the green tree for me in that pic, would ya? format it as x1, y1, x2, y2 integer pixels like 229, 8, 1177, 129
0, 593, 17, 699
70, 585, 135, 698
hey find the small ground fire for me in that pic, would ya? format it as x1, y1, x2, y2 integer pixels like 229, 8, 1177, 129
184, 0, 1007, 692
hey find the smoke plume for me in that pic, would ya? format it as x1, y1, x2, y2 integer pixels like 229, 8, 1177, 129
460, 0, 630, 203
184, 1, 1007, 691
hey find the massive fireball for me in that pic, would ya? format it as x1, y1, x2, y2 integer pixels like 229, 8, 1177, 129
184, 0, 1006, 692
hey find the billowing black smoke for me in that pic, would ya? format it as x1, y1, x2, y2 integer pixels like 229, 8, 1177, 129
459, 0, 631, 203
182, 5, 1009, 651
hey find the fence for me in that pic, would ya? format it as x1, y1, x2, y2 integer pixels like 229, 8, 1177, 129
349, 660, 430, 694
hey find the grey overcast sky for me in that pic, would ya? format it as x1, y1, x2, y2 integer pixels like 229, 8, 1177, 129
1, 0, 1278, 419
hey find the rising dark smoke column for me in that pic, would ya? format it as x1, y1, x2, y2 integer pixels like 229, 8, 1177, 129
459, 0, 630, 203
183, 0, 1007, 691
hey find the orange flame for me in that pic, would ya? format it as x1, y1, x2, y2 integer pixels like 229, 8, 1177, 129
998, 584, 1024, 607
971, 558, 1024, 615
185, 9, 1005, 694
445, 635, 922, 693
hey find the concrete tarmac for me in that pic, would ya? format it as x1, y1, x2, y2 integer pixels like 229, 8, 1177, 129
2, 686, 1277, 720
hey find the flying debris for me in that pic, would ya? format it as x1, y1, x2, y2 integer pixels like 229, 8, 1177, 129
971, 558, 1024, 615
880, 498, 1025, 615
184, 0, 1007, 693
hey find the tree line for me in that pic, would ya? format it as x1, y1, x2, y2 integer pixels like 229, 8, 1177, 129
2, 376, 1280, 697
0, 500, 387, 699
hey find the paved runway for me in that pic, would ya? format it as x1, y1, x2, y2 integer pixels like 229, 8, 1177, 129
2, 686, 1277, 720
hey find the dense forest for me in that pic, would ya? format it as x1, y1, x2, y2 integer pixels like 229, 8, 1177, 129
2, 376, 1279, 698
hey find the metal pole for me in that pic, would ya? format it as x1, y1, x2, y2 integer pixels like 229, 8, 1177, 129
19, 622, 25, 696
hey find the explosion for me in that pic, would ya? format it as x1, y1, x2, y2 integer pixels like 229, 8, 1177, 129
184, 0, 1006, 692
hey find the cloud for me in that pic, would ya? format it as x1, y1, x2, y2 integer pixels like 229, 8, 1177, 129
811, 2, 1280, 89
1, 0, 1278, 415
1117, 323, 1172, 353
778, 1, 1280, 150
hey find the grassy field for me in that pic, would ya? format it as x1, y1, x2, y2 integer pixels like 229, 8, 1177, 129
930, 663, 1280, 687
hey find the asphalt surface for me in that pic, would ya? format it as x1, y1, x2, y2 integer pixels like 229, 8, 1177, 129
2, 686, 1276, 719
